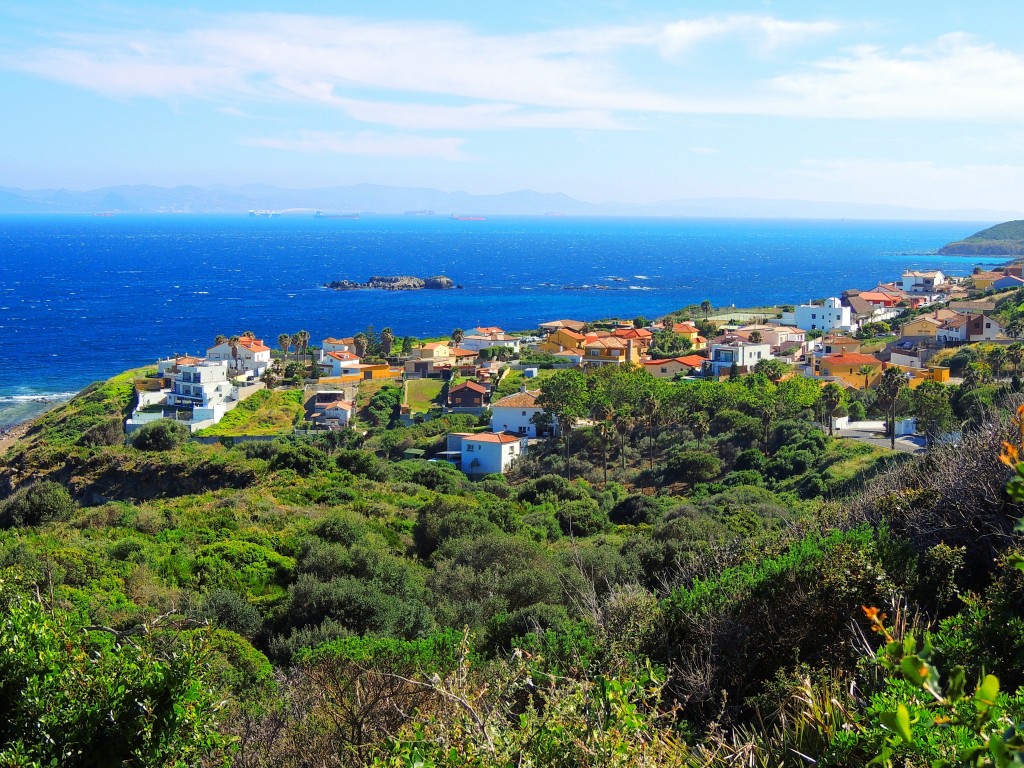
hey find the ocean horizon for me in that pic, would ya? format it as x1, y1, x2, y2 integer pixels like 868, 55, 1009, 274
0, 213, 1011, 426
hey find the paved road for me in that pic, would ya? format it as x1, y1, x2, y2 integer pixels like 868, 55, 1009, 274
836, 426, 926, 454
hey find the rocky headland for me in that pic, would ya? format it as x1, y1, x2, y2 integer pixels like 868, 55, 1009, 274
939, 219, 1024, 255
324, 275, 456, 291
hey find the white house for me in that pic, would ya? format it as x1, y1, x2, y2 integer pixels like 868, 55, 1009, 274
793, 298, 853, 333
460, 333, 522, 354
707, 338, 772, 377
320, 337, 355, 359
206, 337, 272, 375
310, 392, 353, 429
166, 361, 234, 412
448, 432, 528, 476
900, 270, 946, 294
490, 387, 557, 437
319, 350, 362, 377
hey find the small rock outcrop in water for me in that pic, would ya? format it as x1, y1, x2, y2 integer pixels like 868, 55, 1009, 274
324, 275, 455, 291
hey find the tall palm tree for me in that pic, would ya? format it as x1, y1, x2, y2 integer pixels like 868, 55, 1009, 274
857, 364, 875, 391
228, 335, 240, 371
700, 300, 712, 321
451, 328, 465, 347
591, 401, 613, 487
1007, 341, 1024, 377
296, 330, 310, 367
689, 411, 709, 449
289, 333, 301, 365
821, 382, 843, 436
988, 347, 1007, 381
213, 334, 227, 346
613, 411, 633, 471
380, 327, 395, 357
639, 392, 659, 471
353, 333, 369, 358
278, 333, 291, 362
241, 330, 256, 339
878, 366, 907, 449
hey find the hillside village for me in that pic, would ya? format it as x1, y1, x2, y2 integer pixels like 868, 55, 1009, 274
125, 264, 1024, 476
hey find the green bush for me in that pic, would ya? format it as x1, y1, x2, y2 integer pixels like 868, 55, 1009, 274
0, 481, 76, 529
130, 419, 190, 451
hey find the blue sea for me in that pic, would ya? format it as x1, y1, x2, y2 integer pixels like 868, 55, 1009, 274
0, 214, 1011, 425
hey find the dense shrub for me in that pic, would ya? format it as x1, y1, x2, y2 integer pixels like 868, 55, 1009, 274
555, 499, 609, 537
200, 588, 263, 636
268, 441, 330, 474
130, 419, 190, 451
0, 481, 76, 529
609, 494, 662, 526
336, 449, 389, 481
517, 474, 591, 506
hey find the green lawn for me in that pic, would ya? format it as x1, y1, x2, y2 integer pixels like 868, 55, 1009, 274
405, 379, 444, 414
194, 389, 305, 436
492, 368, 559, 400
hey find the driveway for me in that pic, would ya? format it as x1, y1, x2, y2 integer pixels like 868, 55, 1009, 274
836, 420, 926, 454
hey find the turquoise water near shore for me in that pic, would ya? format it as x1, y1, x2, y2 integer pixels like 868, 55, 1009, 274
0, 214, 1010, 425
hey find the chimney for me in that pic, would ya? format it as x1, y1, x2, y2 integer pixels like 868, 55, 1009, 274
626, 339, 634, 361
520, 383, 527, 394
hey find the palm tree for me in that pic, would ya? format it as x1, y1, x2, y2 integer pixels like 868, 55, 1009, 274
857, 364, 875, 391
613, 411, 633, 471
1007, 318, 1024, 340
353, 333, 369, 358
451, 328, 465, 347
988, 347, 1007, 381
748, 330, 763, 344
1007, 341, 1024, 377
689, 411, 709, 449
821, 382, 843, 436
700, 300, 712, 321
228, 335, 240, 371
591, 401, 613, 487
278, 333, 291, 362
877, 367, 907, 449
296, 330, 310, 367
639, 392, 659, 471
213, 334, 227, 346
381, 327, 395, 357
241, 330, 256, 339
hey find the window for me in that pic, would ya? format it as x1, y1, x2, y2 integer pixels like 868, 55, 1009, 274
465, 444, 474, 452
518, 426, 527, 434
522, 411, 527, 416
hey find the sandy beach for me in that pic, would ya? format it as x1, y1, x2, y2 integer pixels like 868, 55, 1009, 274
0, 420, 34, 455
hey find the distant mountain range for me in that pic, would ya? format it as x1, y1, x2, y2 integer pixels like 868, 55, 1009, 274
0, 182, 1020, 221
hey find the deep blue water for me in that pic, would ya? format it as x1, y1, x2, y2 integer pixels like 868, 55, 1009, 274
0, 214, 1010, 420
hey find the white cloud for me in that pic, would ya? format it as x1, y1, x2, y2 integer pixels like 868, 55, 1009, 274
766, 34, 1024, 119
243, 130, 469, 160
8, 13, 1024, 128
660, 15, 838, 56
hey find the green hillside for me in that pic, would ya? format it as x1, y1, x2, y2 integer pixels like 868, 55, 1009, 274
939, 219, 1024, 254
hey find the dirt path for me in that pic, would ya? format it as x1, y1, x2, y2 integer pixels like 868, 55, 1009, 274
0, 420, 34, 456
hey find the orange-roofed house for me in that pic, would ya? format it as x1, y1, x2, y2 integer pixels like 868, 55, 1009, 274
206, 337, 272, 375
319, 350, 362, 377
817, 353, 883, 389
537, 328, 588, 354
539, 319, 587, 333
583, 336, 641, 367
671, 322, 708, 350
857, 291, 902, 308
641, 355, 706, 379
321, 337, 356, 355
611, 327, 654, 352
490, 388, 558, 437
474, 326, 505, 335
414, 342, 451, 360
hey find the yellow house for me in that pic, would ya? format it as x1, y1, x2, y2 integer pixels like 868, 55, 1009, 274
900, 316, 943, 339
583, 337, 641, 367
671, 322, 708, 351
971, 271, 1003, 291
817, 353, 883, 389
537, 328, 587, 354
414, 342, 451, 360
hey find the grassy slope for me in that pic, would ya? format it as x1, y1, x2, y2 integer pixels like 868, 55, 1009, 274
194, 389, 304, 437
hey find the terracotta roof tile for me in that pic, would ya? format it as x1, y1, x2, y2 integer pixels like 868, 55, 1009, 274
492, 389, 541, 408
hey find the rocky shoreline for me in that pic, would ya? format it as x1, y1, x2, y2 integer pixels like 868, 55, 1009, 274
324, 275, 457, 291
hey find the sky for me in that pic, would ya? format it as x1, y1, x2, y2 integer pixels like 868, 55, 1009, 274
3, 1, 1024, 212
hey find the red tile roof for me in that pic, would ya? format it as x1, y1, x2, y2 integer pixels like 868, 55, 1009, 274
466, 432, 523, 444
672, 322, 700, 334
823, 353, 881, 366
325, 351, 359, 361
492, 389, 541, 408
450, 381, 487, 394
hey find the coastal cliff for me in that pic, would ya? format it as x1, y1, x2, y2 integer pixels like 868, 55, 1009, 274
939, 220, 1024, 255
324, 275, 455, 291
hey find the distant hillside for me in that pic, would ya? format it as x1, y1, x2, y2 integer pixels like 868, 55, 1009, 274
1, 183, 1022, 220
939, 219, 1024, 254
